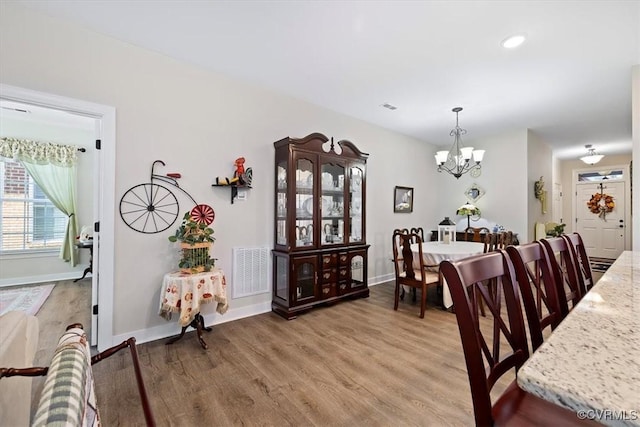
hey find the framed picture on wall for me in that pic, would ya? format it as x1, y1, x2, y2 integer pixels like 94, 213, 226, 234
394, 186, 413, 213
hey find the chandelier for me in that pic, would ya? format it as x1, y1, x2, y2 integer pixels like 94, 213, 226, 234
434, 107, 485, 179
580, 144, 604, 165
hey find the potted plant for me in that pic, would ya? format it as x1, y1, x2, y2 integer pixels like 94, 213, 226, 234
168, 212, 216, 273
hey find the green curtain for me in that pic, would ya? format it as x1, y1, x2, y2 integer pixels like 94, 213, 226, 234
22, 162, 79, 265
0, 137, 80, 266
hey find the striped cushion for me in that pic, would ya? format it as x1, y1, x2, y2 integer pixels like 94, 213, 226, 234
32, 328, 99, 427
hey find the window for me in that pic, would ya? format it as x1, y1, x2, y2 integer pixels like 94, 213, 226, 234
0, 159, 67, 253
577, 170, 623, 182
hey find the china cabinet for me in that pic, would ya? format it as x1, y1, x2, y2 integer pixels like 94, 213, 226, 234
272, 132, 369, 319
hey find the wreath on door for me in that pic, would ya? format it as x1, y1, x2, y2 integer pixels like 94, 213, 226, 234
586, 193, 614, 219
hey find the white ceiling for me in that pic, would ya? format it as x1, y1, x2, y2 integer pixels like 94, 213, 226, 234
12, 0, 640, 159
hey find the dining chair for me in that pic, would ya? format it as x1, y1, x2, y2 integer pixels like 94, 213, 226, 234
440, 251, 595, 426
464, 226, 490, 243
483, 233, 498, 253
562, 232, 595, 293
506, 242, 562, 352
393, 232, 439, 318
392, 228, 412, 301
540, 237, 583, 319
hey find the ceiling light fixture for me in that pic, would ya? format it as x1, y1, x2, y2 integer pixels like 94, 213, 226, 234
580, 144, 604, 165
501, 34, 526, 49
435, 107, 485, 179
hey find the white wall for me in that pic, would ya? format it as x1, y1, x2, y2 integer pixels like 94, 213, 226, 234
0, 115, 95, 285
527, 131, 553, 242
433, 130, 529, 242
0, 3, 581, 343
0, 3, 437, 337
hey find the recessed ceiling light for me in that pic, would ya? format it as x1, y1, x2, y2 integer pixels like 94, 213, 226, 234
381, 103, 397, 110
501, 34, 527, 49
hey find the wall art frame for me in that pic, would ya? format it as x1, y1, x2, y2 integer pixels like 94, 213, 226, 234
394, 186, 414, 213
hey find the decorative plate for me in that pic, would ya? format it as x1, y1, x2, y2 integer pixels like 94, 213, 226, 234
321, 196, 332, 214
303, 197, 314, 216
322, 172, 333, 189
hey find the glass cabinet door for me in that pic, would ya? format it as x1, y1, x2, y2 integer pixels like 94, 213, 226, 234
350, 254, 365, 289
274, 254, 289, 301
293, 256, 316, 302
320, 159, 345, 246
349, 164, 364, 243
295, 156, 314, 248
276, 161, 287, 246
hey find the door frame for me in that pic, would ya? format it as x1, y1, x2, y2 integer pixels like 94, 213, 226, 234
571, 163, 631, 253
1, 83, 116, 351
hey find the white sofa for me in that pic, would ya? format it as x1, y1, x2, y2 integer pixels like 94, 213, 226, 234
0, 310, 39, 426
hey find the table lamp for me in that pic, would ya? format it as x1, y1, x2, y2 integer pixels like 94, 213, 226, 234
457, 202, 481, 228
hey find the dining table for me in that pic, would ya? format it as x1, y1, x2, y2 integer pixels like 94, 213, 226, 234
517, 250, 640, 426
411, 240, 485, 308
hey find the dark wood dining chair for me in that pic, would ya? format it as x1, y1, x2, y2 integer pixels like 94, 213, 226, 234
562, 232, 595, 293
464, 226, 490, 243
506, 242, 562, 352
540, 237, 583, 319
393, 232, 439, 318
392, 228, 411, 301
483, 232, 498, 252
440, 251, 596, 426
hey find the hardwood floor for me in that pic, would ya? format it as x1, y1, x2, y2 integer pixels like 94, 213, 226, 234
25, 269, 603, 425
30, 278, 92, 416
87, 283, 479, 426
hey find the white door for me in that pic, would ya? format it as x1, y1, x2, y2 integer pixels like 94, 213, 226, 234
576, 181, 625, 259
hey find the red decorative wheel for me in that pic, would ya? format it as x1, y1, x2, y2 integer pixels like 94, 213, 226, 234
190, 204, 215, 225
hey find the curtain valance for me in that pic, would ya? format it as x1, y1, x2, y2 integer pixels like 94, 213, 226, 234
0, 137, 79, 167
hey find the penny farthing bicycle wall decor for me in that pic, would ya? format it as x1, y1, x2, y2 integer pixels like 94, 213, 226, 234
119, 160, 215, 233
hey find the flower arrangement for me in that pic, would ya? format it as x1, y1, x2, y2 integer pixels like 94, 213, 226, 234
587, 193, 614, 219
169, 212, 216, 273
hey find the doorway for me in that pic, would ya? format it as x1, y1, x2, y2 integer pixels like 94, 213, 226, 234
574, 167, 629, 259
1, 83, 116, 351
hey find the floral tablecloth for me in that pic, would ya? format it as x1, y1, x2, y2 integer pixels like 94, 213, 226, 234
159, 269, 229, 327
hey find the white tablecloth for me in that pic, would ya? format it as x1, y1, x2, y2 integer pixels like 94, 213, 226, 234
411, 241, 485, 308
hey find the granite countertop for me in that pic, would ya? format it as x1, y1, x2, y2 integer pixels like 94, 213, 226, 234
517, 251, 640, 426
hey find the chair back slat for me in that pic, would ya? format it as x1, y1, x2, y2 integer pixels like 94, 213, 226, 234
563, 232, 594, 293
506, 242, 562, 351
410, 227, 425, 242
440, 251, 529, 426
464, 226, 490, 243
540, 237, 582, 318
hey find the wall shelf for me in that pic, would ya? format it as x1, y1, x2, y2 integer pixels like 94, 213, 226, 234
211, 184, 251, 204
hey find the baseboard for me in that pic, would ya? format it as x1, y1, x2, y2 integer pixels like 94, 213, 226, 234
369, 273, 394, 286
0, 272, 86, 288
110, 274, 394, 347
111, 300, 273, 347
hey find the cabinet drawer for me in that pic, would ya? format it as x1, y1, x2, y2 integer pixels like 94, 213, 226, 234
322, 253, 338, 267
338, 252, 348, 265
338, 281, 349, 295
338, 267, 349, 280
320, 283, 337, 299
321, 268, 337, 283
